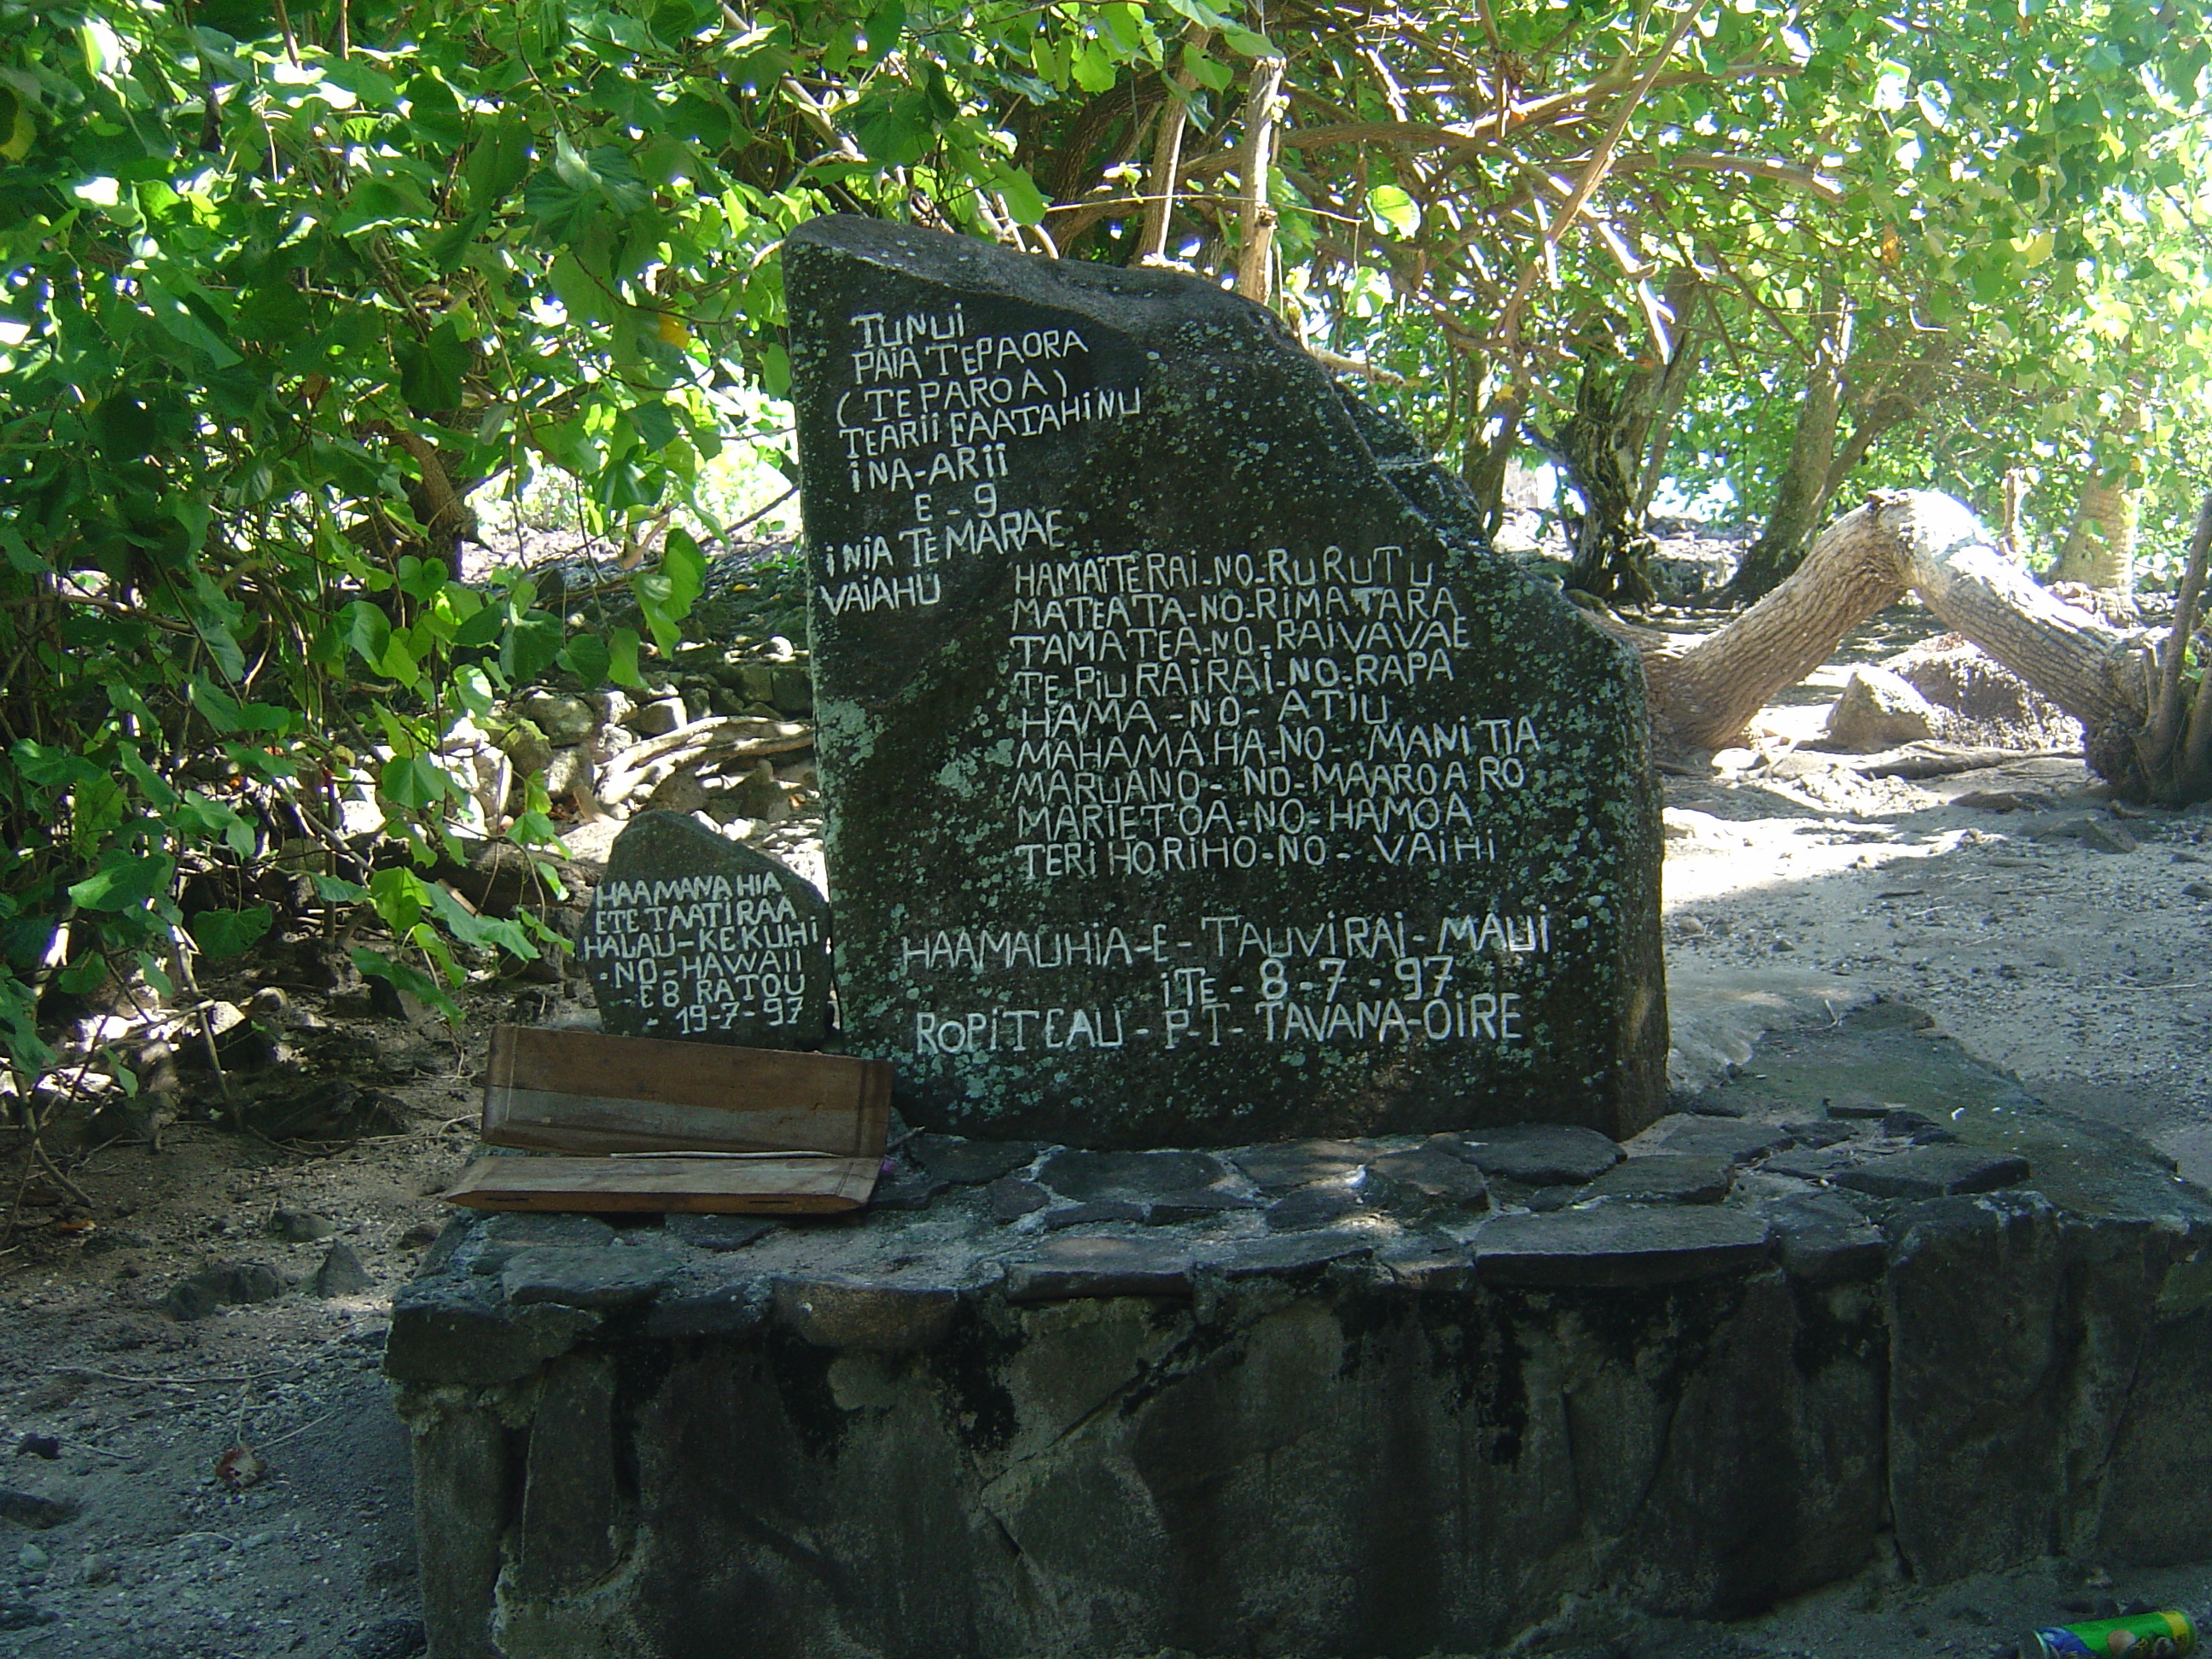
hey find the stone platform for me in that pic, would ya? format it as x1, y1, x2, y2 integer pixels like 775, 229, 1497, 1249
389, 1003, 2212, 1658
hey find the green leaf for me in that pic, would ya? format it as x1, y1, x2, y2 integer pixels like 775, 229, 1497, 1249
465, 119, 533, 206
608, 626, 644, 689
350, 946, 462, 1023
526, 138, 650, 243
664, 528, 707, 611
341, 601, 393, 670
560, 633, 612, 684
998, 166, 1049, 225
627, 399, 680, 453
69, 852, 176, 912
189, 905, 272, 959
311, 874, 368, 903
501, 609, 565, 682
398, 319, 474, 414
864, 0, 905, 55
379, 753, 452, 811
1367, 183, 1420, 236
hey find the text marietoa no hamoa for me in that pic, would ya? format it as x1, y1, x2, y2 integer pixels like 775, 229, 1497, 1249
787, 214, 1666, 1146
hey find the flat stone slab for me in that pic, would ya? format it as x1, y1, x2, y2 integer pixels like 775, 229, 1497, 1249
1761, 1192, 1887, 1285
1231, 1139, 1371, 1191
1004, 1236, 1193, 1301
661, 1215, 777, 1253
771, 1273, 960, 1350
502, 1244, 682, 1311
911, 1134, 1039, 1185
576, 810, 832, 1047
1366, 1145, 1491, 1214
787, 214, 1666, 1147
1037, 1148, 1224, 1202
1836, 1145, 2032, 1201
1264, 1185, 1367, 1231
1645, 1117, 1796, 1166
1472, 1206, 1773, 1286
1577, 1153, 1733, 1205
1456, 1122, 1624, 1185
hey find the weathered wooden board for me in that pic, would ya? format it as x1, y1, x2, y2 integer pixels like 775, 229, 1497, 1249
481, 1025, 892, 1157
442, 1153, 881, 1214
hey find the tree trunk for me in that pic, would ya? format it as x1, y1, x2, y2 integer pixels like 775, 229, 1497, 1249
2052, 473, 2139, 594
1459, 381, 1523, 543
1621, 490, 2183, 798
1555, 341, 1657, 606
1719, 292, 1845, 602
1235, 57, 1286, 305
2051, 403, 2145, 594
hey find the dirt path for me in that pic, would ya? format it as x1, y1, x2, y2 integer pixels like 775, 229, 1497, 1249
3, 622, 2208, 1659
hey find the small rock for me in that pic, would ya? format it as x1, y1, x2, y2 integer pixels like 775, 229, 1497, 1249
1473, 1207, 1773, 1288
2182, 880, 2212, 901
2080, 818, 2139, 854
623, 696, 686, 738
1648, 1118, 1795, 1166
1825, 1097, 1901, 1120
344, 1612, 429, 1659
1787, 1123, 1858, 1150
643, 1278, 771, 1341
1881, 1109, 1936, 1137
725, 760, 793, 824
1823, 667, 1940, 751
1761, 1191, 1887, 1284
1365, 1147, 1490, 1215
497, 719, 555, 777
1216, 1232, 1375, 1280
0, 1489, 77, 1529
870, 1170, 951, 1211
312, 1241, 375, 1298
164, 1261, 286, 1321
1761, 1145, 1866, 1184
16, 1543, 47, 1572
268, 1208, 337, 1243
242, 1077, 409, 1143
987, 1177, 1051, 1223
515, 692, 601, 747
0, 1604, 55, 1631
12, 1436, 58, 1462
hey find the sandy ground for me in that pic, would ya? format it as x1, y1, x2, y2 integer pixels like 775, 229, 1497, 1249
3, 620, 2210, 1658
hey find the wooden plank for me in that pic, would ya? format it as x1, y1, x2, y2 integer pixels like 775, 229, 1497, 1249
481, 1026, 891, 1158
442, 1154, 881, 1214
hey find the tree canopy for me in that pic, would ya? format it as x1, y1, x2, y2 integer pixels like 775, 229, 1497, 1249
1, 0, 2207, 1091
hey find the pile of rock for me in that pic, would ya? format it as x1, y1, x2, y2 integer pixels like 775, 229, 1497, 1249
428, 633, 818, 841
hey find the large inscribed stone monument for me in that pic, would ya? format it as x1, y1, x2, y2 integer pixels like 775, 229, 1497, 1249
787, 215, 1664, 1147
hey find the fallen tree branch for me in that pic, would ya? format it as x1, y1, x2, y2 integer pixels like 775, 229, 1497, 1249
1604, 489, 2187, 799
